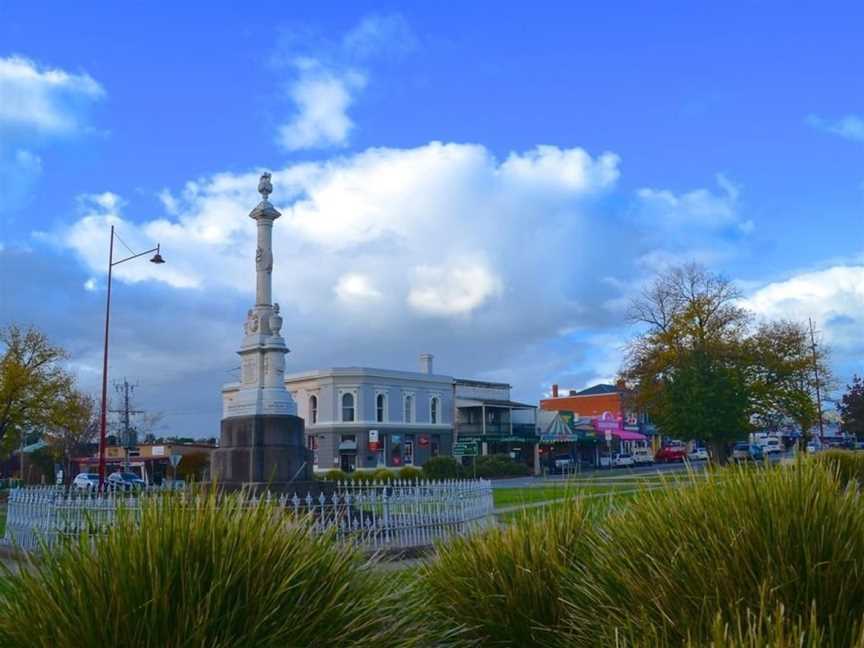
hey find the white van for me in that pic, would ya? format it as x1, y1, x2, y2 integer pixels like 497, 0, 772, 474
632, 447, 654, 464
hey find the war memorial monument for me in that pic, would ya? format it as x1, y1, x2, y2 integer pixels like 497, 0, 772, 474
211, 173, 313, 490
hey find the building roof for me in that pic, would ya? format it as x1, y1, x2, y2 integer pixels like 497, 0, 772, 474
456, 398, 537, 409
454, 377, 512, 390
574, 384, 620, 396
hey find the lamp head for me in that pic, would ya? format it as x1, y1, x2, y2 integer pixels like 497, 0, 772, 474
150, 244, 165, 264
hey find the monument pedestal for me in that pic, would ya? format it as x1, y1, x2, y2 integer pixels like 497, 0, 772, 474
211, 414, 313, 491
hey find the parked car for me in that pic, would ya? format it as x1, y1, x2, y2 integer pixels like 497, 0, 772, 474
612, 453, 635, 468
806, 443, 818, 453
107, 472, 147, 491
655, 446, 687, 463
732, 443, 764, 462
632, 447, 654, 465
72, 473, 100, 490
688, 447, 709, 461
761, 437, 782, 454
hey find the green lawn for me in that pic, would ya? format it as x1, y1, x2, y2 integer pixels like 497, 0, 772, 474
492, 483, 645, 509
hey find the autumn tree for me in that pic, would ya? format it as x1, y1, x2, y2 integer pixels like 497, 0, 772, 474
839, 375, 864, 438
624, 264, 830, 462
0, 325, 74, 455
45, 390, 98, 483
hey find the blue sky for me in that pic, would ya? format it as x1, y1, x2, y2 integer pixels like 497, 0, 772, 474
1, 2, 863, 437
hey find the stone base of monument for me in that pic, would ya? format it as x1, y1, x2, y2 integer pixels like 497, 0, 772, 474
211, 414, 320, 494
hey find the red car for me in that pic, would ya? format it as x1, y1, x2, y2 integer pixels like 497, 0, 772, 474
654, 446, 687, 463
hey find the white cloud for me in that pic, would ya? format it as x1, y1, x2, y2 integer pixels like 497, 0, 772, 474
744, 265, 864, 354
743, 263, 864, 391
277, 61, 366, 151
83, 278, 97, 291
0, 55, 104, 134
807, 114, 864, 143
636, 173, 741, 230
334, 273, 382, 301
274, 14, 416, 152
408, 263, 503, 316
57, 142, 620, 333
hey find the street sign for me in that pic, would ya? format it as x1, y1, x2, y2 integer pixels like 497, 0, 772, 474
452, 441, 479, 457
169, 453, 182, 468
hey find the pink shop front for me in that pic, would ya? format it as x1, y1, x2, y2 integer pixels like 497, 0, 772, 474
593, 412, 649, 455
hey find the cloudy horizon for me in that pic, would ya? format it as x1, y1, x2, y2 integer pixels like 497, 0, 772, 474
2, 5, 862, 437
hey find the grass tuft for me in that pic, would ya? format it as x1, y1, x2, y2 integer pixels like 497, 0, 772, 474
0, 488, 405, 648
413, 500, 590, 646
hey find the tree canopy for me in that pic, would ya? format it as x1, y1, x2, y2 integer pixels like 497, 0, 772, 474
0, 325, 75, 455
624, 264, 830, 461
839, 375, 864, 438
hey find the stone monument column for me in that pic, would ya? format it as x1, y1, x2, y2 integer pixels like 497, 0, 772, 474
211, 173, 312, 490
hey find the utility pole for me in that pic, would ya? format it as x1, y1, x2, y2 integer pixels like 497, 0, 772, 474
110, 378, 143, 473
809, 318, 825, 441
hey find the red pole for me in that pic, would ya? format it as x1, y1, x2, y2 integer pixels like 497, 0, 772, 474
98, 226, 114, 489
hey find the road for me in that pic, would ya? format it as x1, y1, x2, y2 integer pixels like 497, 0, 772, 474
491, 451, 793, 489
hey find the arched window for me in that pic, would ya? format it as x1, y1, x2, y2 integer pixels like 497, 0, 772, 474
376, 393, 386, 422
430, 397, 439, 424
404, 395, 413, 423
309, 395, 318, 424
341, 393, 355, 422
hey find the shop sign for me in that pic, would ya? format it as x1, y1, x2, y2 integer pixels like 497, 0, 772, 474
368, 429, 380, 451
418, 434, 430, 448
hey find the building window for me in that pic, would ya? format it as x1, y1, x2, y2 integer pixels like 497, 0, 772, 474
430, 397, 439, 424
342, 392, 355, 422
309, 395, 318, 424
376, 393, 386, 423
404, 395, 413, 423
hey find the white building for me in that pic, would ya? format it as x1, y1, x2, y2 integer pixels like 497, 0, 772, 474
285, 355, 454, 472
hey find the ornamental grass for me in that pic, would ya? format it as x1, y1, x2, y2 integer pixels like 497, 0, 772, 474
0, 489, 406, 648
412, 501, 590, 647
816, 449, 864, 489
561, 461, 864, 647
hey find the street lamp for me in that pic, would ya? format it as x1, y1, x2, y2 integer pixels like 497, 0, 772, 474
98, 225, 166, 489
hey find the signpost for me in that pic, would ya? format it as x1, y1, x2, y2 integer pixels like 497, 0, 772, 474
452, 441, 479, 478
452, 441, 479, 458
605, 430, 612, 469
169, 452, 182, 484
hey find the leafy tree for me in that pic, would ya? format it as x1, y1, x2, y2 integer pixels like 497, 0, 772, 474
839, 375, 864, 438
44, 390, 98, 483
625, 264, 830, 462
0, 325, 73, 455
747, 320, 832, 448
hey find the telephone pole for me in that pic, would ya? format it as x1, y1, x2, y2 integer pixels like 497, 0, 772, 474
110, 378, 143, 473
809, 318, 825, 440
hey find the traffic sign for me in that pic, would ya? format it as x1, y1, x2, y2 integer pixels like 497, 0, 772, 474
452, 441, 478, 457
169, 453, 183, 468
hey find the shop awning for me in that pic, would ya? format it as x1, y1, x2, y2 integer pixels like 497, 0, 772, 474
613, 430, 647, 442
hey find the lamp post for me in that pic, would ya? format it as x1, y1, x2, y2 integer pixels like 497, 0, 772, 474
98, 225, 165, 489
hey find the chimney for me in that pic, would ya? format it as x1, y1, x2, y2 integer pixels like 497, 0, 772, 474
552, 384, 559, 398
419, 353, 434, 374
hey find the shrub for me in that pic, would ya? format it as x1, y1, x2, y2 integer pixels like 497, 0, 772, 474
422, 456, 465, 480
561, 462, 864, 647
372, 468, 395, 482
474, 453, 531, 478
323, 468, 348, 481
398, 466, 422, 482
414, 502, 590, 646
0, 490, 406, 647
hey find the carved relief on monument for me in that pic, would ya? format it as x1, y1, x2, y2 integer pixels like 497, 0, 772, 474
242, 357, 258, 385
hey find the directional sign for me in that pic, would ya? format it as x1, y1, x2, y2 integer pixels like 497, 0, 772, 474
169, 453, 183, 468
452, 441, 479, 457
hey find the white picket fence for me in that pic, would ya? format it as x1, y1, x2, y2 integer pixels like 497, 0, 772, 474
2, 479, 494, 553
